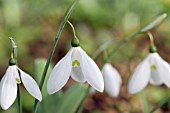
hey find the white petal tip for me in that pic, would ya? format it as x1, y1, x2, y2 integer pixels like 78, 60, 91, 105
37, 95, 42, 102
128, 88, 139, 94
1, 105, 10, 110
95, 86, 104, 93
38, 98, 42, 102
47, 88, 57, 95
98, 90, 103, 93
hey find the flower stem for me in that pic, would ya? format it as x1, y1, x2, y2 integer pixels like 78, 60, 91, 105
10, 38, 21, 113
32, 0, 80, 113
67, 20, 77, 38
17, 85, 22, 113
147, 32, 154, 45
140, 91, 149, 113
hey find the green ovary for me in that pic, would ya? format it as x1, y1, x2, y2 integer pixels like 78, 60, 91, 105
72, 60, 80, 66
150, 65, 156, 70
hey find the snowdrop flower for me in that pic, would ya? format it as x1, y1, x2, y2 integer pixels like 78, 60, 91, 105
47, 37, 104, 94
102, 63, 122, 97
128, 43, 170, 94
0, 58, 42, 110
90, 64, 122, 97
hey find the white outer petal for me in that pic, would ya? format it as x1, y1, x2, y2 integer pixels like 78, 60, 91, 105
47, 48, 73, 94
19, 69, 42, 101
71, 48, 86, 82
0, 66, 17, 110
128, 55, 151, 94
154, 53, 170, 87
102, 64, 122, 97
78, 47, 104, 92
149, 53, 163, 85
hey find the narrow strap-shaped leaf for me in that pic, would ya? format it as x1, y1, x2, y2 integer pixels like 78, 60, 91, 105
32, 0, 80, 112
55, 83, 88, 113
150, 96, 170, 113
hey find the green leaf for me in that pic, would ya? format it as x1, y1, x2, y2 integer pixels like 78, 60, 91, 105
33, 0, 80, 112
150, 96, 170, 113
92, 40, 114, 60
140, 13, 167, 33
34, 58, 53, 97
38, 92, 63, 113
55, 83, 88, 113
37, 83, 87, 113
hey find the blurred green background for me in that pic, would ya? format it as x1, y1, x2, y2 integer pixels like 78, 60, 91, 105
0, 0, 170, 113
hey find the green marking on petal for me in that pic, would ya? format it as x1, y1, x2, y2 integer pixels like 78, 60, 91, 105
72, 60, 80, 66
15, 78, 20, 83
150, 65, 156, 70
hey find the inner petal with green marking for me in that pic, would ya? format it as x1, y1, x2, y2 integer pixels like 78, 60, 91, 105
15, 78, 21, 84
72, 60, 80, 67
150, 65, 156, 70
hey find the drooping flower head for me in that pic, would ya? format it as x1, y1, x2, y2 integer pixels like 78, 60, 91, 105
47, 21, 104, 94
0, 59, 42, 110
102, 63, 122, 97
47, 37, 104, 94
0, 38, 42, 110
128, 32, 170, 94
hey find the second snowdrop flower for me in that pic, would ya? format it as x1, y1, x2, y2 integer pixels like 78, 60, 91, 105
47, 21, 104, 94
128, 32, 170, 94
0, 58, 42, 110
102, 63, 122, 97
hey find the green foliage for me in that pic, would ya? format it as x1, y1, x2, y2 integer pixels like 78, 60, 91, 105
54, 83, 88, 113
38, 92, 63, 113
38, 83, 88, 113
34, 59, 53, 97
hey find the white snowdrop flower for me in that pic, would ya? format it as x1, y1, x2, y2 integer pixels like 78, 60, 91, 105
47, 38, 104, 94
102, 63, 122, 97
0, 59, 42, 110
128, 52, 170, 94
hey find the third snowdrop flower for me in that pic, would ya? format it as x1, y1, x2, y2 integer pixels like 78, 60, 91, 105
0, 58, 42, 110
47, 37, 104, 94
102, 64, 122, 97
128, 37, 170, 94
